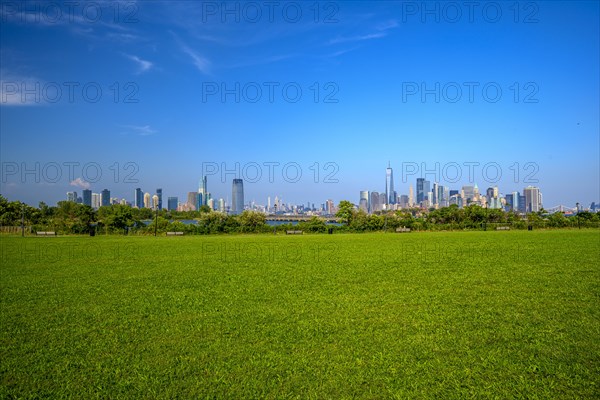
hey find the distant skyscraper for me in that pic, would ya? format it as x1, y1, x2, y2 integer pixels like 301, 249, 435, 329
416, 178, 424, 204
473, 184, 480, 201
326, 199, 335, 215
415, 179, 431, 204
449, 194, 460, 207
135, 188, 143, 208
385, 163, 395, 204
370, 192, 380, 213
359, 191, 369, 213
486, 186, 501, 209
232, 179, 244, 215
168, 197, 178, 211
462, 185, 475, 202
81, 189, 92, 207
67, 191, 77, 202
518, 194, 526, 213
187, 192, 198, 211
92, 193, 101, 209
523, 186, 542, 213
199, 176, 208, 206
408, 185, 414, 207
101, 189, 110, 207
152, 194, 159, 210
399, 195, 409, 208
144, 192, 151, 208
426, 191, 433, 207
505, 192, 519, 212
156, 188, 163, 210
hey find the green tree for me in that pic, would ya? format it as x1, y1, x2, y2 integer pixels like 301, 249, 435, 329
200, 212, 227, 233
301, 216, 328, 233
365, 214, 384, 231
104, 205, 135, 233
238, 210, 267, 232
548, 212, 569, 227
336, 200, 356, 226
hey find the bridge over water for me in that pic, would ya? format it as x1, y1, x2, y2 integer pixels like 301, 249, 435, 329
266, 215, 340, 223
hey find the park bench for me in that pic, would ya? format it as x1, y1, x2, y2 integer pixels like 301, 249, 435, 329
495, 226, 510, 231
286, 230, 303, 235
36, 231, 56, 236
166, 232, 184, 236
395, 227, 411, 233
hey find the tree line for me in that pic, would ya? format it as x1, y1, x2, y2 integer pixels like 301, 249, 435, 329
0, 195, 598, 235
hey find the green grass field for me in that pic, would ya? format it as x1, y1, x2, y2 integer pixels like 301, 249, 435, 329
1, 230, 599, 398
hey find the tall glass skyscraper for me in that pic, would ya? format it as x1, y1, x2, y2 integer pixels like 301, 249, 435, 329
199, 176, 208, 206
101, 189, 110, 207
416, 178, 424, 204
156, 188, 162, 210
82, 189, 92, 207
423, 180, 431, 201
416, 178, 431, 205
167, 197, 178, 211
385, 163, 395, 205
232, 179, 244, 215
135, 188, 143, 208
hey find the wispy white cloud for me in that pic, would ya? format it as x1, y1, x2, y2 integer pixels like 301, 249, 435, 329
328, 19, 398, 45
168, 30, 212, 74
121, 124, 158, 136
328, 32, 387, 45
1, 1, 140, 45
376, 20, 400, 31
125, 54, 153, 73
180, 43, 211, 75
325, 47, 360, 58
70, 177, 91, 190
0, 70, 45, 107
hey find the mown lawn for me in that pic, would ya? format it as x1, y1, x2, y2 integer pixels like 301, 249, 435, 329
1, 230, 599, 398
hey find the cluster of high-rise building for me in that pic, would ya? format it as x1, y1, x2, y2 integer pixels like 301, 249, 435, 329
67, 189, 119, 208
359, 164, 543, 214
65, 176, 343, 217
180, 176, 236, 214
63, 165, 596, 216
66, 177, 247, 215
258, 197, 335, 215
133, 188, 162, 210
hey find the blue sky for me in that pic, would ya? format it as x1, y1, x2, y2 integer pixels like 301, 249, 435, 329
1, 0, 598, 209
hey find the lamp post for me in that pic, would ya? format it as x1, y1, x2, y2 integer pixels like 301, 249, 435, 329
154, 207, 158, 236
483, 202, 488, 231
576, 202, 580, 229
21, 203, 25, 237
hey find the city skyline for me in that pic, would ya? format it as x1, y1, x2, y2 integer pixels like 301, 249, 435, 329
3, 157, 598, 212
55, 163, 597, 214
